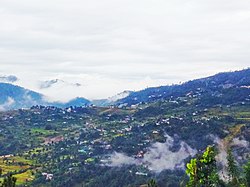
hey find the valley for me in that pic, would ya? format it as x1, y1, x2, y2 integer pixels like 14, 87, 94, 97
0, 95, 249, 186
0, 69, 250, 186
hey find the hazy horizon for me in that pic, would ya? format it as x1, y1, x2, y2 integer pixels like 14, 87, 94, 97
1, 0, 250, 101
0, 67, 249, 102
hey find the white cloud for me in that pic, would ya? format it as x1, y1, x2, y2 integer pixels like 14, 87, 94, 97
106, 134, 197, 172
0, 97, 15, 111
0, 0, 249, 100
210, 134, 249, 181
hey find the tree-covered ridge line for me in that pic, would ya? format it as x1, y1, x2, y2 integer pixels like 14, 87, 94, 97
116, 68, 250, 107
1, 68, 250, 111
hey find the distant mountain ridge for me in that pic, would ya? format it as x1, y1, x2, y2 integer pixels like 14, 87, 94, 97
0, 83, 90, 111
92, 91, 133, 106
0, 83, 45, 110
0, 68, 250, 110
53, 97, 90, 108
115, 68, 250, 107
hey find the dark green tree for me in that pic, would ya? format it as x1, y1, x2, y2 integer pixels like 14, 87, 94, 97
226, 148, 239, 185
243, 160, 250, 187
148, 179, 158, 187
1, 174, 17, 187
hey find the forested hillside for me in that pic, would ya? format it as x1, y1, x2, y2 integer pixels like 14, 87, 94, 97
0, 69, 249, 186
117, 68, 250, 107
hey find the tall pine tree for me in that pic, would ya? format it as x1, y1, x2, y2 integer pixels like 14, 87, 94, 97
226, 148, 239, 185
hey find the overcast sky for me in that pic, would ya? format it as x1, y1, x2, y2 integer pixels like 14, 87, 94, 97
0, 0, 250, 101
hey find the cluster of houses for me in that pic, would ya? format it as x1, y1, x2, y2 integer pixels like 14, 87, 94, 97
42, 172, 53, 180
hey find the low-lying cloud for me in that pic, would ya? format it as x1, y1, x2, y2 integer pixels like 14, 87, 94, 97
232, 137, 249, 148
209, 134, 250, 181
108, 152, 137, 167
0, 97, 15, 111
105, 134, 197, 172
